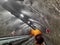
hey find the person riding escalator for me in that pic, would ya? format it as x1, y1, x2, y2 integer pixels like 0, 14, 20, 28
30, 29, 44, 45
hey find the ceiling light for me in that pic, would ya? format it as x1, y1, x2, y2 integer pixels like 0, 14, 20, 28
4, 0, 8, 2
28, 21, 30, 24
20, 14, 24, 18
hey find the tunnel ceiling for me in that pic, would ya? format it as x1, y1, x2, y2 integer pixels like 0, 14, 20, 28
0, 6, 33, 34
0, 0, 49, 36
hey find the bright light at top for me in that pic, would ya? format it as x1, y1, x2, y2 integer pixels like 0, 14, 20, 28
0, 0, 8, 5
21, 10, 30, 15
20, 14, 24, 18
4, 0, 8, 2
28, 21, 30, 24
29, 19, 34, 21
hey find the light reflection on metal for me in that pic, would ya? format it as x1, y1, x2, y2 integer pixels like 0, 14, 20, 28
29, 18, 37, 22
21, 10, 31, 15
0, 35, 30, 45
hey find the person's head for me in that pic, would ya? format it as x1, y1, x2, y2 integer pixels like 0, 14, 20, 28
35, 34, 44, 45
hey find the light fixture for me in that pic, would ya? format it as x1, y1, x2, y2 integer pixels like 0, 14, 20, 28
4, 0, 8, 2
20, 14, 24, 18
28, 21, 30, 24
21, 10, 30, 15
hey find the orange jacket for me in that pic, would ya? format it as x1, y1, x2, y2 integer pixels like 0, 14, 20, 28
31, 29, 42, 36
31, 29, 44, 45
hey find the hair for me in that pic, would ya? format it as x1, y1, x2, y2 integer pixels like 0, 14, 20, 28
35, 34, 44, 44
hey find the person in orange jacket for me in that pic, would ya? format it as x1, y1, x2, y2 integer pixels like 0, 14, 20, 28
31, 29, 44, 45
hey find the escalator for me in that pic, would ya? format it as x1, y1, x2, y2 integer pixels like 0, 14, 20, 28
0, 0, 52, 45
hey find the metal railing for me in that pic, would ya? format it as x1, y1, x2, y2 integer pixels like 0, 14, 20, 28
0, 35, 30, 45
